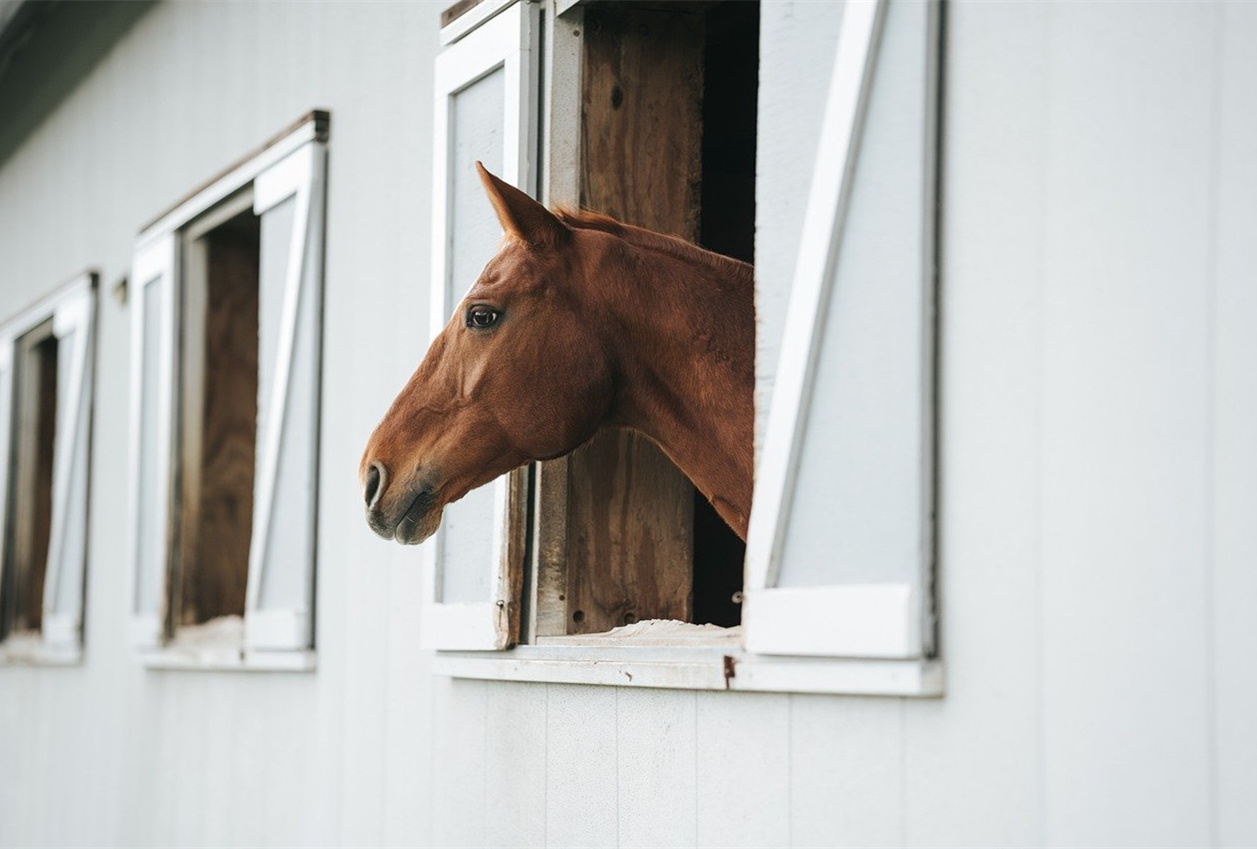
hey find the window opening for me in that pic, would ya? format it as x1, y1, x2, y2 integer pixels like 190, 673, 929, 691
0, 322, 58, 639
175, 204, 261, 633
538, 0, 759, 637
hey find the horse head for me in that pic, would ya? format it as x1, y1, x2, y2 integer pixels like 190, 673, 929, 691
360, 164, 614, 544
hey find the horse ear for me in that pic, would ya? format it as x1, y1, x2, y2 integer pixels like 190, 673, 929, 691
476, 161, 568, 248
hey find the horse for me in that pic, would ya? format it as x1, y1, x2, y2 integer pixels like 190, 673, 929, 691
360, 162, 755, 547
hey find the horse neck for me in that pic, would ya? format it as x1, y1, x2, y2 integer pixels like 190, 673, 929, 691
580, 232, 756, 536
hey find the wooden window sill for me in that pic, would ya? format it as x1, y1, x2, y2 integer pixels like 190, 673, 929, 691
136, 617, 315, 672
0, 632, 82, 667
433, 640, 944, 697
138, 647, 316, 673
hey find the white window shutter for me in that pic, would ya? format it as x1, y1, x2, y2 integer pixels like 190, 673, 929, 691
128, 236, 179, 649
421, 0, 538, 651
744, 0, 939, 660
0, 334, 13, 624
41, 275, 96, 651
244, 139, 326, 652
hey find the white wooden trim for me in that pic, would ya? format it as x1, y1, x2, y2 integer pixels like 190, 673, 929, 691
245, 609, 312, 651
139, 648, 317, 673
40, 277, 96, 648
439, 0, 520, 46
0, 631, 82, 667
421, 600, 509, 651
744, 0, 888, 594
424, 0, 539, 651
742, 583, 920, 659
0, 334, 14, 633
244, 141, 324, 652
127, 235, 178, 648
40, 613, 80, 648
136, 116, 321, 249
0, 273, 97, 340
129, 613, 162, 648
430, 0, 538, 340
434, 645, 944, 697
553, 0, 584, 19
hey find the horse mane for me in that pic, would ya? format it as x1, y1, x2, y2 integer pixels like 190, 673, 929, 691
554, 208, 753, 283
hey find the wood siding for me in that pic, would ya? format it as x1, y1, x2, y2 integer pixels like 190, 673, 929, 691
0, 1, 1254, 847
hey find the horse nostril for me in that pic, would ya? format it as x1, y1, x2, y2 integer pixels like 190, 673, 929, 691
364, 461, 387, 510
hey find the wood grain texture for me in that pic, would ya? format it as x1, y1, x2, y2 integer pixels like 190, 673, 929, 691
178, 212, 259, 626
563, 4, 704, 634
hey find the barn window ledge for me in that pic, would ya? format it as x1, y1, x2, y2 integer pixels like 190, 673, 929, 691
137, 616, 315, 673
0, 633, 82, 667
432, 620, 944, 697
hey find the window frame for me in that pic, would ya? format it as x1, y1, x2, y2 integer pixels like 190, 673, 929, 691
126, 111, 329, 672
420, 0, 538, 652
426, 0, 944, 695
0, 272, 98, 666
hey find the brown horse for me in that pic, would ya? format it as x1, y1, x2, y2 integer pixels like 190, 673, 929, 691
361, 163, 755, 545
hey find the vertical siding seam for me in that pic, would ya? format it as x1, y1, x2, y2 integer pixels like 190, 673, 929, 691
426, 681, 435, 847
1033, 4, 1053, 843
543, 683, 549, 846
1203, 5, 1223, 846
899, 699, 907, 848
692, 691, 698, 849
483, 683, 490, 847
787, 695, 794, 847
615, 688, 621, 848
380, 556, 395, 843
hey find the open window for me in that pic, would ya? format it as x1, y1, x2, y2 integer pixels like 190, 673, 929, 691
424, 0, 757, 653
0, 274, 97, 665
128, 112, 328, 670
427, 0, 942, 695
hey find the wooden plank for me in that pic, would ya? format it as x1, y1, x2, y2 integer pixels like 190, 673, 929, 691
441, 0, 482, 30
565, 429, 694, 632
532, 456, 569, 638
561, 4, 704, 634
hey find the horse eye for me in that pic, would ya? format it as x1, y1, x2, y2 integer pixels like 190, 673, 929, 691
467, 306, 500, 329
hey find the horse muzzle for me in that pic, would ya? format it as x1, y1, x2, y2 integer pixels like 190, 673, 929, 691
365, 485, 443, 545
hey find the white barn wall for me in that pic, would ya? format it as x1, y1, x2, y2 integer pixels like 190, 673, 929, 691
1, 1, 1256, 847
0, 3, 440, 846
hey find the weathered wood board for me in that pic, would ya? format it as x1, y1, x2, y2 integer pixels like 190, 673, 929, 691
558, 4, 705, 634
